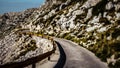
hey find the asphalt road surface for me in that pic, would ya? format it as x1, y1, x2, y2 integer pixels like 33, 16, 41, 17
54, 38, 108, 68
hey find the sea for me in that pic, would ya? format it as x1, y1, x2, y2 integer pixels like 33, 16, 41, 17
0, 0, 44, 14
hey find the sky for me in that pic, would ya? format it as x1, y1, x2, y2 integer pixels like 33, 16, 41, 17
0, 0, 45, 14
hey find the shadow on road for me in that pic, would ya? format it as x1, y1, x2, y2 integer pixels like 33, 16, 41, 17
54, 41, 66, 68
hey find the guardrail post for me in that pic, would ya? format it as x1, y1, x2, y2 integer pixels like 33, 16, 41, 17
48, 56, 51, 61
32, 63, 36, 68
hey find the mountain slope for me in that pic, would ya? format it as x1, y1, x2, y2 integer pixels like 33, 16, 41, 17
0, 0, 120, 67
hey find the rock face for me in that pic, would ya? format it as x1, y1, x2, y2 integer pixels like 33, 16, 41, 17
0, 0, 120, 67
0, 8, 54, 65
0, 31, 53, 65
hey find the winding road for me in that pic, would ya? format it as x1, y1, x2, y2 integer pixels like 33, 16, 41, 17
54, 38, 108, 68
0, 30, 108, 68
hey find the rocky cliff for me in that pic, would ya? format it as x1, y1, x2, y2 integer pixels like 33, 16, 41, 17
0, 0, 120, 67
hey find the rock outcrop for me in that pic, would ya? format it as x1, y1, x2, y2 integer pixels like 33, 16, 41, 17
0, 0, 120, 67
0, 31, 53, 65
0, 8, 54, 65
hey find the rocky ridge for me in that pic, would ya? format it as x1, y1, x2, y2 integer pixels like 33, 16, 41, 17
0, 0, 120, 67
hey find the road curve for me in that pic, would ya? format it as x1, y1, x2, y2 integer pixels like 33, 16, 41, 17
54, 38, 108, 68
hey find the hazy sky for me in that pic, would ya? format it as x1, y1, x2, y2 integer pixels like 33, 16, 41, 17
0, 0, 45, 14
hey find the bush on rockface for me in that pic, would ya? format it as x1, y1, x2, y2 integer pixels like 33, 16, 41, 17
15, 40, 37, 60
86, 28, 120, 67
109, 60, 120, 68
